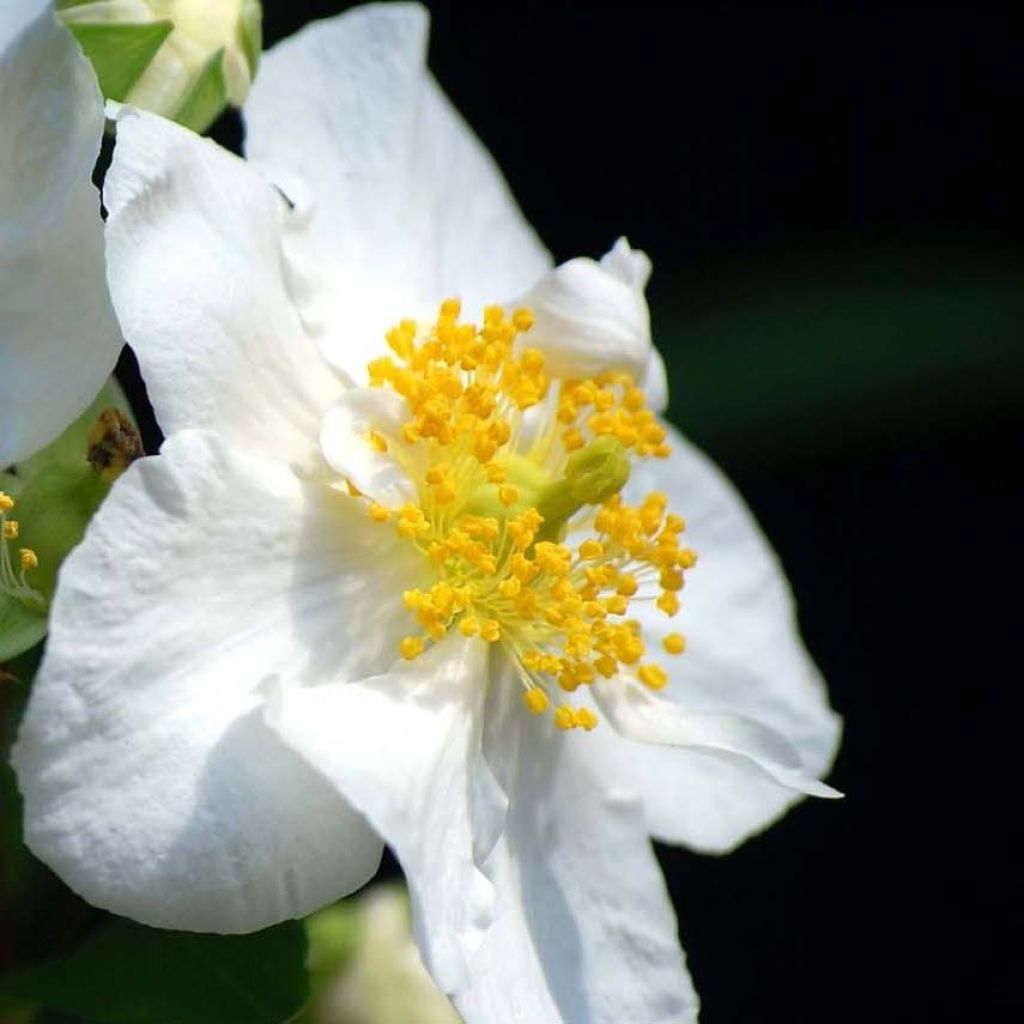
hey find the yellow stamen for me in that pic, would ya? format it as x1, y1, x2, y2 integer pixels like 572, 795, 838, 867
355, 300, 696, 728
663, 632, 687, 655
0, 493, 46, 611
522, 687, 550, 714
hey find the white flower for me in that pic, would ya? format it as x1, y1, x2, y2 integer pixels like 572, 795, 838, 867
13, 6, 841, 1023
0, 1, 121, 467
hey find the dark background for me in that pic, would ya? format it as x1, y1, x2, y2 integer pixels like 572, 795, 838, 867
259, 2, 1024, 1022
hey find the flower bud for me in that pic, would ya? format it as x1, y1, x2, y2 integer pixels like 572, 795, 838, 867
56, 0, 262, 132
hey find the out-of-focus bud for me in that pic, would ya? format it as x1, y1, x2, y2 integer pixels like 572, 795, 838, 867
56, 0, 261, 132
306, 885, 462, 1024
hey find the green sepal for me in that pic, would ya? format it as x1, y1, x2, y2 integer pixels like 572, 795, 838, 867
173, 47, 229, 134
0, 918, 310, 1024
239, 0, 263, 79
64, 20, 174, 101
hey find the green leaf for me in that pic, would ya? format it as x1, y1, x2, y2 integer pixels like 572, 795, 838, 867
0, 918, 310, 1024
64, 21, 174, 101
13, 379, 136, 600
1, 380, 136, 662
173, 47, 229, 134
0, 597, 46, 664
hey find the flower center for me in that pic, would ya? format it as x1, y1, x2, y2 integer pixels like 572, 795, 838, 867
0, 491, 44, 611
357, 300, 696, 730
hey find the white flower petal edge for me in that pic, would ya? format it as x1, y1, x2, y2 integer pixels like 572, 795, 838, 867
592, 424, 843, 852
320, 389, 417, 507
0, 4, 122, 466
243, 3, 551, 382
593, 681, 840, 798
266, 633, 506, 996
11, 429, 444, 930
454, 678, 699, 1024
519, 237, 668, 408
103, 105, 346, 472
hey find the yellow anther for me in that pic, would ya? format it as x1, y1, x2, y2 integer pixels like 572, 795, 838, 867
367, 431, 388, 453
498, 576, 522, 598
554, 705, 578, 731
480, 619, 501, 642
520, 347, 544, 373
678, 548, 698, 568
440, 297, 462, 320
578, 539, 603, 560
561, 428, 585, 452
459, 616, 481, 637
435, 481, 457, 504
0, 493, 13, 512
400, 636, 425, 660
368, 503, 391, 523
660, 566, 685, 591
663, 632, 687, 655
624, 386, 646, 411
512, 308, 535, 333
576, 707, 599, 731
522, 686, 550, 715
638, 664, 668, 689
616, 573, 639, 597
657, 592, 681, 616
499, 485, 520, 507
595, 655, 619, 678
3, 521, 18, 540
20, 548, 39, 571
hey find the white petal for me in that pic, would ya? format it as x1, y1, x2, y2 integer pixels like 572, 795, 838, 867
266, 634, 506, 996
456, 679, 698, 1024
12, 429, 440, 930
0, 7, 122, 466
603, 424, 842, 851
516, 237, 654, 383
244, 4, 551, 381
103, 107, 344, 470
320, 389, 416, 507
593, 678, 840, 798
642, 346, 670, 413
